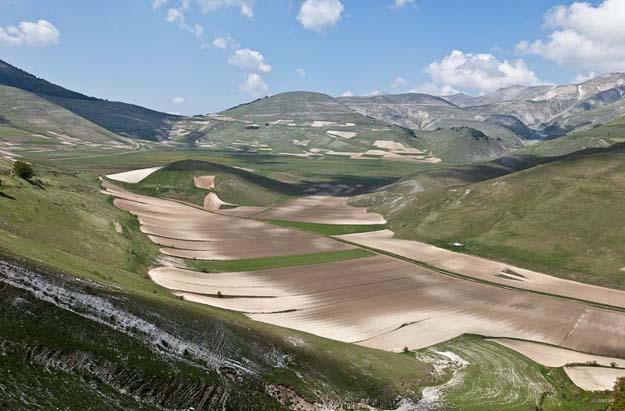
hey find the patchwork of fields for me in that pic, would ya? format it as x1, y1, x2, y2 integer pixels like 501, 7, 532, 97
101, 163, 625, 399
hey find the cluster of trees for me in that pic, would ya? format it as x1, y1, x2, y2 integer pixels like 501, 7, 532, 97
13, 161, 33, 179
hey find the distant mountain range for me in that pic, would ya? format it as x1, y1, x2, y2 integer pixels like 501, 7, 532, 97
1, 58, 624, 163
338, 73, 625, 141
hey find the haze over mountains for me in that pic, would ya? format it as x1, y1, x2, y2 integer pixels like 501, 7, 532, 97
1, 58, 625, 163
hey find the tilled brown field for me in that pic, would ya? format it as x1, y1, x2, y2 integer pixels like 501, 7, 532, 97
336, 230, 625, 309
151, 255, 625, 358
102, 181, 353, 259
104, 180, 625, 374
256, 195, 387, 225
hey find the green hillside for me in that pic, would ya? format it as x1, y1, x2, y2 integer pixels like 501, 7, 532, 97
116, 159, 298, 206
415, 126, 508, 163
0, 85, 131, 150
366, 143, 625, 289
177, 92, 428, 158
528, 115, 625, 157
0, 59, 175, 141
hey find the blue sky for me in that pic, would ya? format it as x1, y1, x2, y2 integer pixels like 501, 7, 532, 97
1, 0, 623, 114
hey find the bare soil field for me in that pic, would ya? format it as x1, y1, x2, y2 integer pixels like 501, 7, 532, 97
326, 130, 357, 139
103, 179, 625, 389
150, 254, 625, 358
106, 166, 163, 184
102, 181, 353, 260
256, 195, 387, 225
490, 338, 625, 368
564, 367, 625, 391
336, 230, 625, 309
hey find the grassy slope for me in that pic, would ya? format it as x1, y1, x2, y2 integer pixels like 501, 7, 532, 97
0, 85, 129, 147
40, 149, 434, 191
44, 95, 177, 141
187, 249, 373, 273
424, 336, 607, 411
349, 155, 542, 209
0, 158, 435, 408
264, 219, 387, 236
528, 115, 625, 157
117, 159, 299, 206
414, 126, 509, 163
199, 91, 421, 154
377, 143, 625, 289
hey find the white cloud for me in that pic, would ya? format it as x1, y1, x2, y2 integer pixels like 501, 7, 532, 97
211, 34, 237, 50
296, 67, 306, 77
424, 50, 539, 94
517, 0, 625, 72
239, 73, 268, 96
172, 96, 185, 104
165, 7, 204, 37
341, 91, 354, 97
297, 0, 344, 32
228, 48, 272, 73
196, 0, 256, 18
0, 19, 60, 47
389, 0, 415, 10
366, 90, 383, 97
390, 77, 407, 89
573, 72, 596, 83
153, 0, 170, 8
410, 83, 458, 96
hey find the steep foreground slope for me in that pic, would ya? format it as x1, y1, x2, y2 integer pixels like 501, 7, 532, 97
356, 143, 625, 289
0, 59, 176, 141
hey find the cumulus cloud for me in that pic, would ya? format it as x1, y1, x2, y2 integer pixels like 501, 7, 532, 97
389, 0, 415, 10
573, 72, 597, 83
424, 50, 539, 94
296, 67, 306, 77
196, 0, 256, 18
165, 7, 204, 37
297, 0, 344, 32
153, 0, 170, 8
155, 0, 255, 17
239, 73, 268, 96
228, 48, 272, 72
172, 96, 185, 104
341, 91, 354, 97
390, 77, 407, 89
0, 19, 60, 47
410, 83, 458, 96
517, 0, 625, 72
211, 34, 237, 50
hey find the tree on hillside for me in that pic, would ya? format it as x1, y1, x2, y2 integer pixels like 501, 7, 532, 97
611, 377, 625, 411
13, 161, 33, 180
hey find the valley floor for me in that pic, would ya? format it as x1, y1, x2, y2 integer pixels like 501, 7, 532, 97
1, 153, 623, 410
